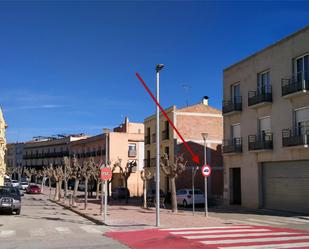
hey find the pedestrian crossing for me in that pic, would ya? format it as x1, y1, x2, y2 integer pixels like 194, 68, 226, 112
0, 225, 106, 239
161, 225, 309, 249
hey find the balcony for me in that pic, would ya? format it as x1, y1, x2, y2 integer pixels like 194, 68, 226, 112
248, 87, 272, 108
223, 138, 242, 154
282, 127, 309, 148
128, 149, 137, 157
145, 135, 150, 145
248, 133, 273, 151
281, 73, 309, 98
162, 130, 169, 140
144, 158, 156, 167
222, 97, 242, 115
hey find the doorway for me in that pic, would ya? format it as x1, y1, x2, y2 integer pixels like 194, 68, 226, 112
230, 168, 241, 205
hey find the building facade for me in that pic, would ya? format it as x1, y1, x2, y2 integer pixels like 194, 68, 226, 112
223, 26, 309, 213
0, 107, 7, 186
144, 97, 223, 198
5, 143, 25, 179
70, 117, 144, 197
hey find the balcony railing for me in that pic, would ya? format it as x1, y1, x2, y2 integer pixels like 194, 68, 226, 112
282, 126, 309, 147
162, 130, 169, 140
128, 149, 137, 157
144, 158, 156, 167
281, 73, 309, 96
145, 135, 150, 145
222, 97, 242, 114
223, 138, 242, 153
248, 87, 272, 107
248, 133, 273, 151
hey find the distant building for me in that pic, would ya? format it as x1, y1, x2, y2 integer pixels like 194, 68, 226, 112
5, 143, 25, 180
144, 97, 223, 198
70, 117, 144, 197
0, 107, 7, 186
222, 26, 309, 213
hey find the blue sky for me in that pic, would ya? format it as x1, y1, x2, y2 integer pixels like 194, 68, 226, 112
0, 1, 308, 143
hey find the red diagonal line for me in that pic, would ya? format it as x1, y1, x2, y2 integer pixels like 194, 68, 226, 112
136, 72, 200, 164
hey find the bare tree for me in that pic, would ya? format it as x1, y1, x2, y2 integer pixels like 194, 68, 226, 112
71, 156, 82, 207
42, 166, 53, 197
23, 168, 37, 183
160, 154, 187, 213
90, 159, 102, 200
140, 168, 153, 208
63, 157, 73, 198
47, 164, 64, 201
80, 158, 94, 209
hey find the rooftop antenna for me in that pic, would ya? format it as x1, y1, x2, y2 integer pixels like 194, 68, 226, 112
182, 84, 191, 107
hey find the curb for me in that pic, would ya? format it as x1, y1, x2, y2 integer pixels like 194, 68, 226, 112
49, 199, 107, 226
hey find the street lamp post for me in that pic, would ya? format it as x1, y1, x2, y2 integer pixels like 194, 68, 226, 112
155, 64, 164, 227
202, 133, 208, 217
102, 128, 110, 222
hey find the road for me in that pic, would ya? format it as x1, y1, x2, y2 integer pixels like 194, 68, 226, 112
0, 194, 128, 249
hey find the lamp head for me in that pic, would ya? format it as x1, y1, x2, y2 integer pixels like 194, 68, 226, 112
156, 64, 164, 72
201, 133, 208, 140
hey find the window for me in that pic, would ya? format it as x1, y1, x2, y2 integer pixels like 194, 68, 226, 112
295, 107, 309, 135
258, 71, 270, 94
294, 54, 309, 82
129, 143, 136, 151
231, 124, 241, 139
231, 83, 240, 102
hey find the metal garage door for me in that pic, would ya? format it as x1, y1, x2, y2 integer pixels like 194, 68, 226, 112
263, 161, 309, 214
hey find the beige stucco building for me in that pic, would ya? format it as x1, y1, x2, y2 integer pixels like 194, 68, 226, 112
223, 26, 309, 213
70, 117, 144, 197
0, 107, 8, 186
144, 97, 223, 197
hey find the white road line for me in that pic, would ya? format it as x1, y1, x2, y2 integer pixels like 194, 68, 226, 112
160, 226, 251, 231
171, 228, 270, 235
202, 235, 309, 245
229, 219, 268, 226
79, 225, 102, 234
30, 228, 46, 237
247, 218, 284, 225
55, 227, 71, 234
265, 217, 307, 224
184, 232, 297, 239
0, 230, 16, 237
220, 242, 309, 249
295, 217, 309, 223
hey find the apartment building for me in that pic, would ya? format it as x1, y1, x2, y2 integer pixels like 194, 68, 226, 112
222, 26, 309, 213
23, 134, 87, 169
0, 107, 7, 186
144, 97, 223, 198
70, 117, 144, 197
5, 143, 25, 179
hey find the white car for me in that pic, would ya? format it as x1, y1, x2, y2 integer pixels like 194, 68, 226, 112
20, 181, 29, 190
176, 189, 205, 207
11, 180, 20, 188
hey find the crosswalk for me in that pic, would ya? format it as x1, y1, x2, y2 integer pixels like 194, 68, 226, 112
0, 225, 106, 239
162, 225, 309, 249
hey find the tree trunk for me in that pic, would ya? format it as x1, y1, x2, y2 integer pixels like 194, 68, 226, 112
143, 179, 147, 209
54, 181, 60, 201
84, 178, 88, 210
125, 178, 129, 204
96, 181, 100, 200
49, 178, 51, 199
64, 179, 68, 198
170, 177, 177, 213
41, 177, 44, 194
73, 178, 79, 207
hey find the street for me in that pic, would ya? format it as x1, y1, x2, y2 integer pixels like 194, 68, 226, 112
0, 194, 128, 249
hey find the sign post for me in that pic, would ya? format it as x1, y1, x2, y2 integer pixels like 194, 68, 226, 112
201, 164, 211, 217
100, 167, 112, 223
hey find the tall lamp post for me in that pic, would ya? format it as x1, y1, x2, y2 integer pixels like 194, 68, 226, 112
102, 128, 110, 222
201, 132, 208, 217
155, 64, 164, 227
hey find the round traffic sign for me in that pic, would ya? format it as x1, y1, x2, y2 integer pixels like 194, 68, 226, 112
201, 164, 211, 177
100, 167, 112, 181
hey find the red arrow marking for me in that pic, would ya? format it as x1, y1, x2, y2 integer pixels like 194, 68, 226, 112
136, 72, 200, 164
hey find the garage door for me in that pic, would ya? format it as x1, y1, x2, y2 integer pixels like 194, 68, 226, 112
263, 161, 309, 214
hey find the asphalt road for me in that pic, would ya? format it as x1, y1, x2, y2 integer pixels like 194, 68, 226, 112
0, 193, 128, 249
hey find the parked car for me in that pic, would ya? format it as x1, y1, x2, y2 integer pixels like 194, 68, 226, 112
78, 181, 95, 191
11, 180, 20, 188
26, 185, 41, 194
111, 187, 130, 200
3, 177, 12, 187
176, 189, 205, 207
0, 186, 21, 215
20, 181, 29, 190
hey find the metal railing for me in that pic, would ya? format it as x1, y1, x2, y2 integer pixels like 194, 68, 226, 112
223, 138, 242, 153
248, 86, 272, 106
222, 96, 242, 114
282, 126, 309, 147
248, 132, 273, 150
281, 72, 309, 96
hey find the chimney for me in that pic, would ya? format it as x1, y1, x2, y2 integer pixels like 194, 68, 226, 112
202, 96, 209, 106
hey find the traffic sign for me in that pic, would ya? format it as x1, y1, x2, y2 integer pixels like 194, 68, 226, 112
201, 164, 211, 177
100, 167, 112, 181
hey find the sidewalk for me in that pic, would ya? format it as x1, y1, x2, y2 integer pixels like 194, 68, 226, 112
42, 187, 229, 230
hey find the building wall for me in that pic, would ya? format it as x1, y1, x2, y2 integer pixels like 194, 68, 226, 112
0, 108, 7, 186
223, 26, 309, 208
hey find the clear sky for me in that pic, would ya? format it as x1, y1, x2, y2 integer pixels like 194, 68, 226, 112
0, 1, 308, 143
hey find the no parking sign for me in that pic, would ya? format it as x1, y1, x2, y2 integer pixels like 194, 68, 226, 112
201, 164, 212, 177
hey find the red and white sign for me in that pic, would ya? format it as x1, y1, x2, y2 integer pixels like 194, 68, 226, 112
100, 167, 112, 181
201, 164, 211, 177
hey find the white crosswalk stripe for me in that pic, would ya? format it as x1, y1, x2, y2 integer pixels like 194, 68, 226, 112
247, 218, 284, 225
0, 230, 16, 238
55, 227, 72, 234
171, 228, 270, 235
79, 225, 102, 234
220, 242, 309, 249
160, 226, 251, 231
30, 228, 46, 237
